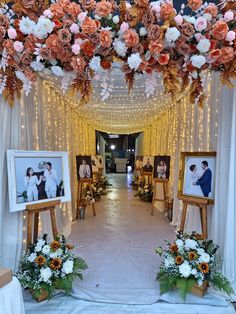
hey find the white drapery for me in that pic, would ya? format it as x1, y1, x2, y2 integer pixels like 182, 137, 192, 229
143, 75, 236, 298
0, 78, 96, 272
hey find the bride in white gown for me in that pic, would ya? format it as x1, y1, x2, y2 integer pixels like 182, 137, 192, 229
184, 164, 203, 196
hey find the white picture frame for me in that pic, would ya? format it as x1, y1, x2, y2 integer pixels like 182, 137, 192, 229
7, 150, 71, 212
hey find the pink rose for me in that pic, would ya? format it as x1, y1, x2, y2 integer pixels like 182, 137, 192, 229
120, 22, 129, 33
72, 43, 81, 55
7, 28, 17, 39
13, 41, 24, 53
174, 15, 183, 25
70, 23, 79, 34
224, 10, 234, 22
226, 31, 236, 42
75, 38, 83, 45
195, 17, 207, 32
78, 12, 87, 24
43, 9, 53, 18
194, 32, 204, 42
150, 2, 161, 14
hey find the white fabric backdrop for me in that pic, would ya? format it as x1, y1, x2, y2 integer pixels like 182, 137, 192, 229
143, 75, 236, 299
0, 78, 96, 272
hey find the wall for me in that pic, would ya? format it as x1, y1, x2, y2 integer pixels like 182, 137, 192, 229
0, 77, 96, 270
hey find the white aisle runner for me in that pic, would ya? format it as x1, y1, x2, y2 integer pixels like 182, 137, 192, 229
24, 174, 234, 313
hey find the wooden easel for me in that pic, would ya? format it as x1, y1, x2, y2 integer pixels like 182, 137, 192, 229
178, 194, 213, 238
76, 178, 96, 219
93, 171, 99, 183
142, 172, 153, 184
26, 200, 60, 250
151, 179, 169, 215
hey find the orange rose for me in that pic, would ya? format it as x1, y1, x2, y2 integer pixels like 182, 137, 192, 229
46, 34, 60, 53
179, 22, 195, 39
101, 59, 112, 70
19, 52, 32, 66
148, 40, 164, 54
57, 44, 72, 62
221, 47, 234, 63
209, 49, 222, 61
135, 0, 149, 9
67, 2, 82, 19
204, 4, 218, 17
147, 25, 161, 40
212, 20, 229, 40
100, 30, 112, 48
50, 3, 65, 19
70, 56, 86, 73
21, 0, 35, 8
40, 47, 53, 61
81, 39, 95, 57
58, 0, 70, 9
80, 0, 96, 11
95, 0, 113, 17
123, 29, 139, 48
81, 17, 98, 35
58, 28, 72, 44
157, 53, 170, 65
142, 11, 155, 28
0, 26, 6, 42
160, 3, 174, 20
187, 0, 203, 11
3, 39, 15, 55
176, 39, 191, 56
0, 14, 9, 28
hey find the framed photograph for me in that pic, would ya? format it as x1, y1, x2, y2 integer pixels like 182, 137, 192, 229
142, 156, 154, 173
154, 156, 171, 179
178, 152, 216, 201
7, 150, 71, 212
135, 156, 143, 170
76, 155, 92, 180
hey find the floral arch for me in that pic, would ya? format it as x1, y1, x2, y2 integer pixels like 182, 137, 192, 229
0, 0, 235, 108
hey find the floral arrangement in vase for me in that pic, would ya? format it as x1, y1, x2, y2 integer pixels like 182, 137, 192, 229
0, 0, 235, 106
17, 234, 88, 301
98, 176, 112, 189
156, 231, 234, 300
135, 182, 153, 201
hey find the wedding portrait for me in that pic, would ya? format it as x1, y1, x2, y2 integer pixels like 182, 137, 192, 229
142, 156, 154, 173
154, 156, 171, 179
7, 150, 71, 212
135, 156, 143, 170
180, 152, 216, 200
76, 155, 93, 180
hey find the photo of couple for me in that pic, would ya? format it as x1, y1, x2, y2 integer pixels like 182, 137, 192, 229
15, 158, 64, 204
154, 156, 170, 180
183, 154, 216, 199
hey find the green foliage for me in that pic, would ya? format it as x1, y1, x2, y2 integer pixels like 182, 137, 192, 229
176, 278, 196, 300
211, 273, 234, 296
158, 273, 178, 294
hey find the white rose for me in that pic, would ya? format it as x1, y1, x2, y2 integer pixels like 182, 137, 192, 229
191, 268, 198, 276
19, 16, 36, 35
185, 239, 198, 250
49, 251, 58, 259
28, 252, 37, 262
40, 267, 52, 282
113, 39, 127, 57
112, 15, 119, 24
164, 256, 175, 268
179, 262, 191, 278
30, 61, 44, 72
42, 245, 50, 255
51, 65, 64, 77
197, 279, 203, 286
199, 253, 210, 263
191, 71, 198, 79
203, 13, 212, 22
175, 239, 184, 248
197, 248, 205, 255
197, 38, 210, 53
89, 56, 101, 73
190, 55, 206, 69
127, 53, 142, 71
165, 27, 180, 43
139, 27, 147, 36
62, 260, 74, 274
183, 15, 196, 24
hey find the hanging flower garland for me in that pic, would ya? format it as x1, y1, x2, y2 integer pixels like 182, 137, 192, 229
0, 0, 235, 106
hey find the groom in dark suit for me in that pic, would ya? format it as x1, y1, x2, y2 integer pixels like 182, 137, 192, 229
194, 161, 212, 197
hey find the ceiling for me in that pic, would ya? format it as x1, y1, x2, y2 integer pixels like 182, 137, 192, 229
43, 66, 177, 134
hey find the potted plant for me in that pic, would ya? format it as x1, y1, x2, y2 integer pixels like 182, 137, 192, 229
17, 234, 88, 302
156, 232, 234, 300
135, 183, 153, 202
